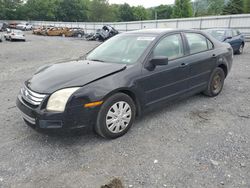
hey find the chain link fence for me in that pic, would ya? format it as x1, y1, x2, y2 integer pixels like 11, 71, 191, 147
2, 14, 250, 40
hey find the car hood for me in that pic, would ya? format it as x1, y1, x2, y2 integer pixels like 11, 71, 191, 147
26, 60, 126, 94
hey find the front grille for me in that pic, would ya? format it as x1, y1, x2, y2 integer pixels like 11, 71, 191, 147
21, 86, 47, 106
20, 111, 36, 124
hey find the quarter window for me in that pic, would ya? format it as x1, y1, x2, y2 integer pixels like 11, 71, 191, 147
152, 34, 184, 60
186, 33, 213, 54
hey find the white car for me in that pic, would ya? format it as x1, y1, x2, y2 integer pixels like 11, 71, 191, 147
4, 29, 26, 41
16, 23, 33, 31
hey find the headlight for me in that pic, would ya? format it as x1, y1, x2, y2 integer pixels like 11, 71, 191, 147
46, 87, 80, 112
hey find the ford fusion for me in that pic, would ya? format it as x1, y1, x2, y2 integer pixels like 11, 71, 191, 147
17, 29, 233, 139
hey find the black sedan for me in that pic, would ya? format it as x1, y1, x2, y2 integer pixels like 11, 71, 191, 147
17, 29, 233, 139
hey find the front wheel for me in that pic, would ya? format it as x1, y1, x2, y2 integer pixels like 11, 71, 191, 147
203, 67, 225, 97
236, 44, 244, 54
95, 93, 136, 139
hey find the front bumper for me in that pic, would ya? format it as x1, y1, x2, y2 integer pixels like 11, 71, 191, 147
12, 36, 25, 40
16, 94, 99, 129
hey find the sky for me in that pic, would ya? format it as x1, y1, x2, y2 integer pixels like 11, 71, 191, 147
108, 0, 175, 8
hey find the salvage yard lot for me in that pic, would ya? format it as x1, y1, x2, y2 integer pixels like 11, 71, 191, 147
0, 32, 249, 188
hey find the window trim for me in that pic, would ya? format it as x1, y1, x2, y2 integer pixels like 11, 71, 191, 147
184, 32, 215, 56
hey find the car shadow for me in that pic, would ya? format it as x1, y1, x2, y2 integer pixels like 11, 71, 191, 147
32, 93, 208, 142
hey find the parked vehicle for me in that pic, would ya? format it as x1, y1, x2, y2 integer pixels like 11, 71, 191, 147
4, 29, 25, 41
16, 23, 33, 31
205, 28, 245, 54
64, 28, 85, 37
8, 22, 19, 29
33, 26, 54, 36
0, 22, 8, 31
86, 25, 119, 41
17, 29, 233, 139
47, 27, 70, 36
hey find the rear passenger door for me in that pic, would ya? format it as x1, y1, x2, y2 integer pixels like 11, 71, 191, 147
183, 32, 216, 92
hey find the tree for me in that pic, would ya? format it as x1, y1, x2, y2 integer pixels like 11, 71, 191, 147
154, 5, 173, 19
23, 0, 59, 21
223, 0, 244, 14
193, 0, 225, 16
207, 0, 225, 15
132, 6, 149, 21
172, 0, 193, 18
118, 3, 135, 21
243, 0, 250, 13
57, 0, 89, 22
0, 0, 23, 20
88, 0, 114, 22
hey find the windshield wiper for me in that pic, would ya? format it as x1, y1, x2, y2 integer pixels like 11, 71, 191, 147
89, 59, 105, 62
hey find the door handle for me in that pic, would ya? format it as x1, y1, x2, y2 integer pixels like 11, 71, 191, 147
212, 54, 217, 58
180, 63, 187, 68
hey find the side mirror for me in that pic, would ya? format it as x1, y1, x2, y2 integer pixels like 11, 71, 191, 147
146, 56, 168, 71
224, 36, 232, 41
150, 56, 168, 66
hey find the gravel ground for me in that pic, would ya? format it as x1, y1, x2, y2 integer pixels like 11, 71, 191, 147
0, 32, 249, 188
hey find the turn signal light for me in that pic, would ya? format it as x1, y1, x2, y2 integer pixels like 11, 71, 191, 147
84, 101, 103, 108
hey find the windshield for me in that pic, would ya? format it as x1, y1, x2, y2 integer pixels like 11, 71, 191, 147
206, 30, 226, 41
86, 34, 156, 64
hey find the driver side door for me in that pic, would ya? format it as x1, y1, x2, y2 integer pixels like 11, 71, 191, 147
140, 33, 189, 107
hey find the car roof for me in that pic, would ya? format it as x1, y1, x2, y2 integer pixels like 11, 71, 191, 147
125, 28, 202, 35
205, 28, 234, 31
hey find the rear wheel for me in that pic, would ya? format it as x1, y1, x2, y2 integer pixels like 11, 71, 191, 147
203, 67, 225, 97
95, 93, 136, 139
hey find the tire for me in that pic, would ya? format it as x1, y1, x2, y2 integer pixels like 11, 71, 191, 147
203, 67, 225, 97
236, 43, 244, 54
95, 93, 136, 139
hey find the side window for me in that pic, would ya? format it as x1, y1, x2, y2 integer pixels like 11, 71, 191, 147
186, 33, 212, 54
226, 30, 233, 38
152, 34, 184, 60
232, 30, 238, 37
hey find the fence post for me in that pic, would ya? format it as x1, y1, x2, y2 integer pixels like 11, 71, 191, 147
200, 18, 203, 30
126, 23, 127, 31
228, 16, 232, 28
176, 19, 179, 28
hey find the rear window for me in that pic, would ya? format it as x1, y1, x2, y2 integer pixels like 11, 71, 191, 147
207, 30, 225, 41
232, 30, 238, 37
